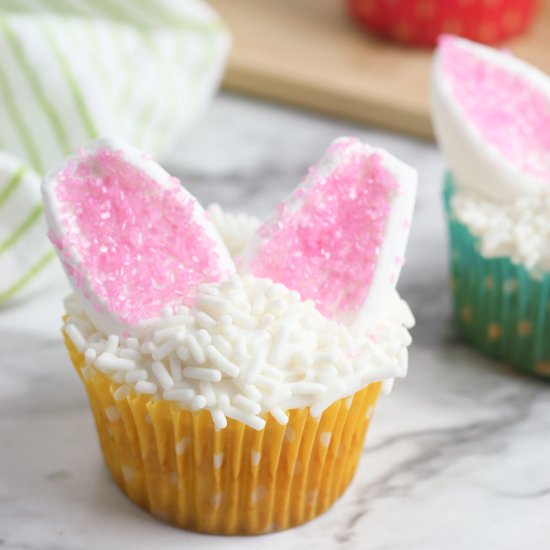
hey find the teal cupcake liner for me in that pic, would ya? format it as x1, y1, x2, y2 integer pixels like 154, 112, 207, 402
444, 175, 550, 377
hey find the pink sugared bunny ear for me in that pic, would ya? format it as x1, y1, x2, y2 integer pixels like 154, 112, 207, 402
42, 139, 235, 335
432, 35, 550, 200
239, 137, 417, 329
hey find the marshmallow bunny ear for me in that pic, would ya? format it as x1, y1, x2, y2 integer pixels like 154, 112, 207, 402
42, 139, 235, 335
239, 137, 417, 329
432, 35, 550, 201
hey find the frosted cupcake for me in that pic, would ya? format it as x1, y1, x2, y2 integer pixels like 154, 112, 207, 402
42, 137, 416, 534
432, 35, 550, 376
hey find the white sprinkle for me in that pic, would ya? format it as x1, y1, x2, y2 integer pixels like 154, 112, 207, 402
230, 308, 257, 329
262, 313, 275, 327
218, 393, 230, 411
140, 341, 156, 355
270, 406, 289, 425
185, 334, 205, 363
266, 297, 287, 316
264, 386, 292, 409
106, 335, 119, 354
314, 351, 339, 365
152, 361, 175, 390
197, 293, 231, 312
252, 293, 266, 316
213, 334, 232, 356
152, 331, 185, 360
269, 325, 290, 364
226, 405, 266, 431
119, 349, 142, 361
125, 369, 148, 383
219, 314, 232, 327
292, 382, 327, 395
96, 353, 136, 372
197, 329, 212, 347
84, 348, 97, 365
233, 394, 261, 416
205, 345, 240, 377
163, 388, 195, 401
243, 349, 266, 384
182, 366, 222, 382
111, 371, 125, 383
113, 385, 130, 401
262, 365, 284, 380
211, 409, 227, 431
318, 366, 339, 384
192, 395, 207, 410
319, 432, 332, 447
177, 345, 190, 362
127, 337, 139, 350
255, 375, 279, 391
382, 378, 395, 395
235, 335, 247, 361
169, 354, 183, 383
199, 381, 217, 406
135, 380, 157, 394
66, 323, 86, 352
153, 325, 187, 344
235, 382, 262, 402
196, 311, 216, 329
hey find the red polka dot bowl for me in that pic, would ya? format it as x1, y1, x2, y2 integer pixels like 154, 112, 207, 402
346, 0, 540, 47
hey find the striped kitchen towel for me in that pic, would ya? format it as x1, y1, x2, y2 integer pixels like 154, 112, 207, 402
0, 0, 230, 305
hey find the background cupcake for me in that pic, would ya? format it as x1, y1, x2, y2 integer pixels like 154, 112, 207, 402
43, 137, 417, 534
432, 35, 550, 376
347, 0, 540, 47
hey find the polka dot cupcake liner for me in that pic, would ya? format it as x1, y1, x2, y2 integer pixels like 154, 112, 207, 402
444, 176, 550, 378
65, 333, 381, 534
346, 0, 539, 47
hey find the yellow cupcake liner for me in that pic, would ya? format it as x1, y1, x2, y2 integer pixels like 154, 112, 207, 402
66, 335, 381, 535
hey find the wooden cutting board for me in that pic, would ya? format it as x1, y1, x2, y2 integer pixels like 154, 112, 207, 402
209, 0, 550, 139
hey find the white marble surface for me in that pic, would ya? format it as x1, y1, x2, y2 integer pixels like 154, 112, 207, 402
2, 94, 550, 550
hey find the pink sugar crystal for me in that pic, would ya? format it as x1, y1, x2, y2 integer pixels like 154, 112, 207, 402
52, 148, 223, 325
246, 145, 399, 318
440, 36, 550, 180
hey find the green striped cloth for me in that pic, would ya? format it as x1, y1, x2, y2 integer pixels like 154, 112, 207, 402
0, 0, 230, 304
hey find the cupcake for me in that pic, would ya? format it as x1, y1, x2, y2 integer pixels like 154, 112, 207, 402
347, 0, 539, 47
432, 35, 550, 376
42, 137, 417, 534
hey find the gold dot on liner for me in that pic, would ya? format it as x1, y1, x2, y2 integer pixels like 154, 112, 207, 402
535, 362, 550, 376
441, 18, 463, 34
358, 0, 375, 16
487, 323, 501, 341
478, 23, 498, 42
485, 275, 494, 290
461, 305, 472, 323
391, 21, 412, 40
502, 10, 522, 31
517, 320, 533, 336
415, 0, 436, 19
503, 279, 518, 294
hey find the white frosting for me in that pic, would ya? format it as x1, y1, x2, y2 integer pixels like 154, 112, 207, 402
64, 206, 414, 430
452, 188, 550, 272
431, 36, 550, 201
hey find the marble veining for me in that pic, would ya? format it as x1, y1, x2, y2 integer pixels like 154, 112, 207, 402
1, 93, 550, 550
